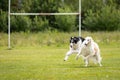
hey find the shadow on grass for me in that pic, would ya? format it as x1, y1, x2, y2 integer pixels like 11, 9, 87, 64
71, 65, 102, 68
58, 62, 103, 69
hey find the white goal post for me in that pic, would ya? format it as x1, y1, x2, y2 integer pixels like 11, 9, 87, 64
8, 0, 81, 49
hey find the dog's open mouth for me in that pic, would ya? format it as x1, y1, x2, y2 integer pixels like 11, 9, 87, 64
85, 43, 88, 46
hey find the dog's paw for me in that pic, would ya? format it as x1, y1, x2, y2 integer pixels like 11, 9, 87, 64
64, 59, 66, 61
85, 64, 88, 67
99, 64, 102, 67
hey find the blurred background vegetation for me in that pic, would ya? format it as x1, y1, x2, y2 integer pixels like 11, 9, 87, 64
0, 0, 120, 32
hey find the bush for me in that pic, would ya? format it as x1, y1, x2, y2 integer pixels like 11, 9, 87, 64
55, 6, 76, 32
0, 10, 7, 32
11, 16, 31, 32
31, 16, 49, 31
83, 6, 120, 31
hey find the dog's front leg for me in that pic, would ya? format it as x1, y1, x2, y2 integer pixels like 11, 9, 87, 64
85, 49, 95, 60
76, 48, 82, 60
76, 44, 85, 60
64, 51, 72, 61
84, 58, 89, 67
76, 52, 81, 60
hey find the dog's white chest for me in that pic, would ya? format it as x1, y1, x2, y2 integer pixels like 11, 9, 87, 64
81, 46, 91, 57
72, 44, 79, 50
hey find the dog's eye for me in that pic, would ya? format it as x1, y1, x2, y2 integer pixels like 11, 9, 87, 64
87, 39, 90, 42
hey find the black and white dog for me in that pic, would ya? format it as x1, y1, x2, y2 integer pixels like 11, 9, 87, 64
64, 37, 85, 61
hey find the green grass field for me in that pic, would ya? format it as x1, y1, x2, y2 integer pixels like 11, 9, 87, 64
0, 31, 120, 80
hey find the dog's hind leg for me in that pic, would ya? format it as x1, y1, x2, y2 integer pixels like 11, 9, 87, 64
64, 51, 72, 61
98, 57, 102, 67
96, 55, 102, 66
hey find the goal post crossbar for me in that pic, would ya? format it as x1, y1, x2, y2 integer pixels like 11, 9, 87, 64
10, 13, 80, 16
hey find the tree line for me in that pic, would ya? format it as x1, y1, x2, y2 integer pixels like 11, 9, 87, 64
0, 0, 120, 32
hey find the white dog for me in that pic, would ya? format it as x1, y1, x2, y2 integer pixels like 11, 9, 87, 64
64, 37, 85, 61
76, 37, 102, 67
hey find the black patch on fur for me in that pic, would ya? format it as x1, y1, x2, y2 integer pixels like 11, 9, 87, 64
70, 37, 85, 44
79, 37, 85, 42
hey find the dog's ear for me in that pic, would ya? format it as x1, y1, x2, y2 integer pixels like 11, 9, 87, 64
89, 37, 94, 42
77, 37, 80, 42
80, 37, 85, 42
71, 37, 74, 39
70, 37, 73, 43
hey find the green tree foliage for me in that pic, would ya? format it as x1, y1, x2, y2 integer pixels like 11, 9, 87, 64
0, 10, 7, 32
11, 16, 31, 32
30, 0, 60, 13
0, 0, 120, 32
82, 0, 120, 31
62, 0, 78, 12
82, 0, 103, 13
0, 0, 8, 11
32, 16, 49, 31
55, 6, 76, 31
83, 6, 120, 31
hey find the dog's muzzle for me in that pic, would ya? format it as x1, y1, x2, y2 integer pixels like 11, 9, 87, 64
85, 43, 87, 46
70, 45, 72, 48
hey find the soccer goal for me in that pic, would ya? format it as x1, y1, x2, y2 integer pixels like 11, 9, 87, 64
8, 0, 81, 49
